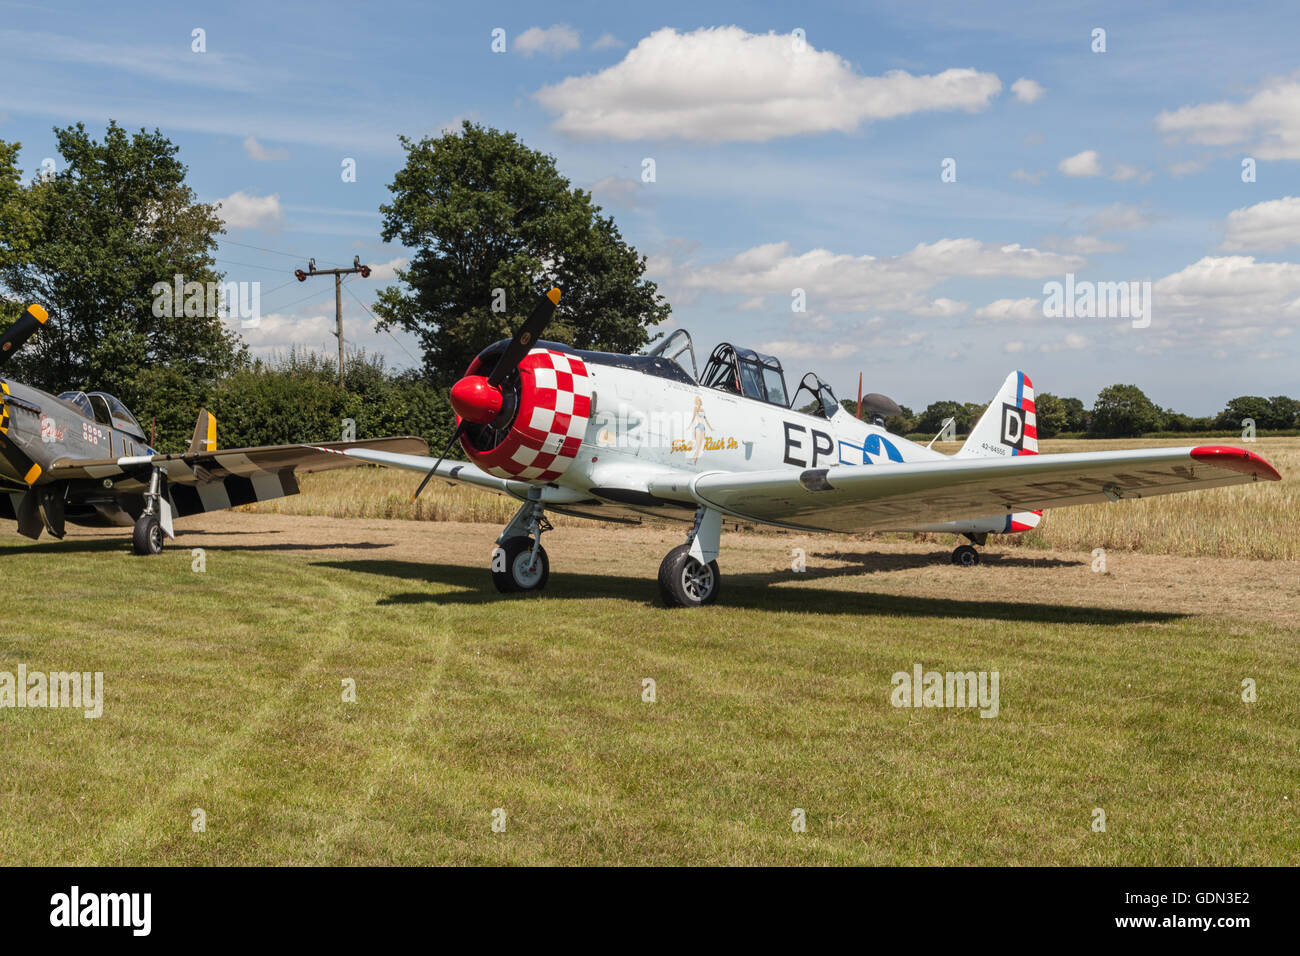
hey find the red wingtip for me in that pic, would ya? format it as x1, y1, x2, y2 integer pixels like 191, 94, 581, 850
1190, 445, 1282, 481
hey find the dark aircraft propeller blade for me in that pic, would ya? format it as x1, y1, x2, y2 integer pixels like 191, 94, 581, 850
411, 288, 562, 502
0, 427, 42, 486
0, 304, 49, 368
486, 288, 561, 388
410, 421, 467, 503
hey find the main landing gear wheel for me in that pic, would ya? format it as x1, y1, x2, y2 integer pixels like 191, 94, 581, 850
951, 544, 980, 567
658, 544, 721, 608
492, 536, 549, 594
132, 514, 164, 556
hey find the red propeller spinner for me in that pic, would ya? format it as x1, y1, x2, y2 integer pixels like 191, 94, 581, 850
410, 287, 563, 502
449, 374, 503, 425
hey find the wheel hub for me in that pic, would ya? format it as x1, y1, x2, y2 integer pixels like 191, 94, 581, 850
512, 549, 544, 588
681, 559, 714, 600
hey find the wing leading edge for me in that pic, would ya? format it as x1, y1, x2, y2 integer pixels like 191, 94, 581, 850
39, 437, 429, 516
650, 445, 1281, 533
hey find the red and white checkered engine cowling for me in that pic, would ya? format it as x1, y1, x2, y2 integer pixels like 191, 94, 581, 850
458, 348, 591, 482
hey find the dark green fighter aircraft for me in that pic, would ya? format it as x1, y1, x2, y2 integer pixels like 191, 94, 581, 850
0, 304, 427, 554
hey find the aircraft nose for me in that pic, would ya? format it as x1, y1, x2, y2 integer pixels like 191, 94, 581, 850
449, 374, 503, 425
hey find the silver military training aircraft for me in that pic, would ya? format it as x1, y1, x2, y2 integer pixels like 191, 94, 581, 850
0, 304, 427, 553
327, 289, 1283, 607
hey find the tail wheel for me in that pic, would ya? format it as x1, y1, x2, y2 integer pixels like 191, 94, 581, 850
492, 536, 549, 594
132, 515, 164, 556
658, 544, 720, 607
951, 544, 980, 567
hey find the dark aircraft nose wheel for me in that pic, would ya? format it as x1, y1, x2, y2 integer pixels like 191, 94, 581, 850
658, 544, 721, 607
951, 544, 980, 567
132, 514, 165, 556
492, 536, 550, 593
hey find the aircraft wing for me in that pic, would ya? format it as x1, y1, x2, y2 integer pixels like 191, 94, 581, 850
312, 445, 519, 495
43, 437, 429, 516
649, 445, 1281, 533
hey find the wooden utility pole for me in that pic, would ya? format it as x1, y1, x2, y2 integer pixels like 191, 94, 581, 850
294, 256, 372, 386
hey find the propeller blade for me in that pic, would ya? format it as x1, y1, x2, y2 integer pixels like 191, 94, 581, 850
486, 288, 561, 388
1, 415, 46, 540
0, 414, 42, 487
0, 304, 49, 368
856, 372, 863, 420
411, 421, 467, 503
411, 288, 561, 502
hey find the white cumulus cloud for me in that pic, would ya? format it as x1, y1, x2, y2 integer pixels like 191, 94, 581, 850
534, 26, 1002, 142
1011, 78, 1044, 103
1058, 149, 1103, 177
365, 256, 409, 281
975, 297, 1041, 320
1221, 196, 1300, 251
679, 238, 1082, 316
1156, 73, 1300, 159
243, 136, 288, 161
1142, 254, 1300, 353
516, 24, 581, 58
1043, 235, 1127, 255
214, 191, 283, 229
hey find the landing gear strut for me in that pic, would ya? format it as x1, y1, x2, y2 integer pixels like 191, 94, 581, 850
132, 467, 171, 556
659, 506, 722, 607
951, 532, 985, 567
491, 489, 550, 593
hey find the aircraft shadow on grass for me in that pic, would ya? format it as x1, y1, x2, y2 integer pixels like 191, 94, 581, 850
810, 550, 1082, 572
313, 558, 1183, 626
0, 536, 394, 556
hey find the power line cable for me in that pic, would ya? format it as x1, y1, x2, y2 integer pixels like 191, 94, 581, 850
341, 280, 422, 367
214, 258, 302, 274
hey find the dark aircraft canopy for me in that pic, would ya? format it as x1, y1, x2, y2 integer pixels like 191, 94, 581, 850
59, 390, 146, 439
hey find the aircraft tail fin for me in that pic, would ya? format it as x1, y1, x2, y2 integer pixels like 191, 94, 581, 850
189, 409, 217, 454
957, 371, 1038, 459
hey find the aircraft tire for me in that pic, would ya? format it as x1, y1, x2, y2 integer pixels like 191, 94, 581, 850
658, 544, 720, 607
492, 536, 549, 593
951, 544, 980, 567
132, 515, 164, 556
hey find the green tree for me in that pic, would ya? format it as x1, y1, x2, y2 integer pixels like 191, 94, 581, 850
1216, 395, 1299, 431
209, 348, 454, 454
961, 401, 988, 432
0, 140, 33, 328
1059, 396, 1088, 433
1034, 392, 1069, 437
1161, 409, 1213, 433
918, 400, 971, 435
885, 404, 916, 435
1266, 395, 1300, 429
0, 122, 244, 448
1215, 396, 1272, 431
374, 122, 669, 385
1089, 384, 1163, 437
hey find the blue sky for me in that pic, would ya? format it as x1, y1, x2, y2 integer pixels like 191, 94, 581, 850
2, 0, 1299, 414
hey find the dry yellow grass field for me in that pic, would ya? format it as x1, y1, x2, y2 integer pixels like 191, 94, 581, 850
246, 436, 1299, 561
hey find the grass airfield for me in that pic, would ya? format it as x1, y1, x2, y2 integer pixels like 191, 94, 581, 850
0, 487, 1296, 864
